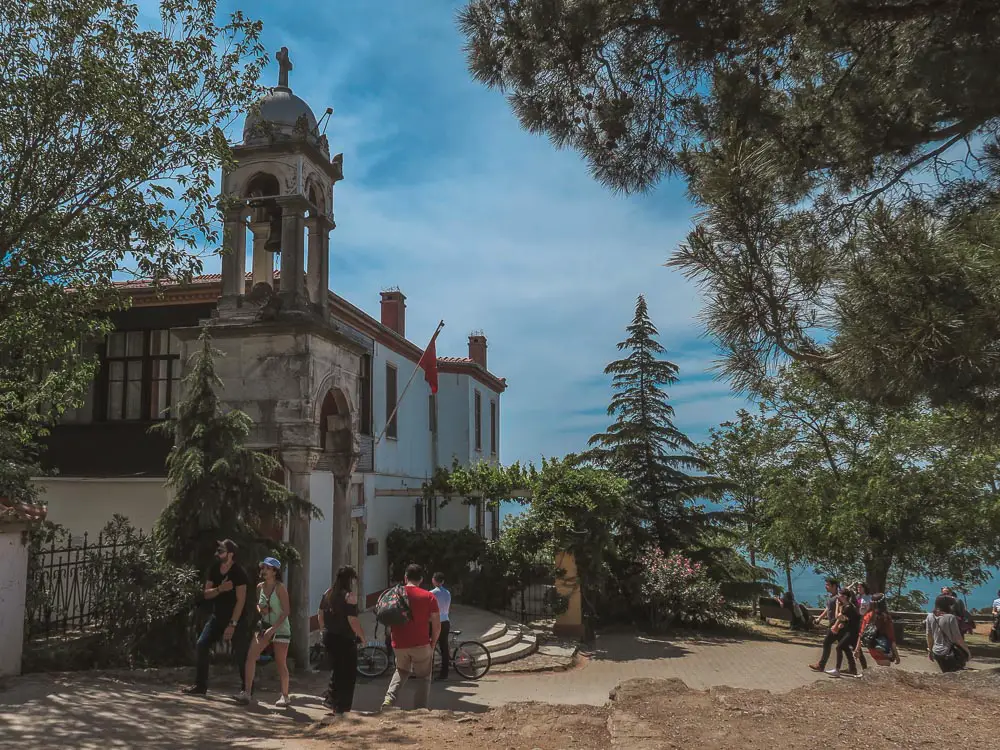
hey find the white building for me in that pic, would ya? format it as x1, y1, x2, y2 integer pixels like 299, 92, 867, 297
33, 48, 505, 643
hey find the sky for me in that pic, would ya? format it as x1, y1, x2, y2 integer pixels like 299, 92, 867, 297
172, 0, 745, 464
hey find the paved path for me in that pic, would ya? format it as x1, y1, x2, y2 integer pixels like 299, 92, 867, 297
2, 632, 997, 749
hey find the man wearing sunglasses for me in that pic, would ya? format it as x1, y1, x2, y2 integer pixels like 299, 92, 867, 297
183, 539, 250, 696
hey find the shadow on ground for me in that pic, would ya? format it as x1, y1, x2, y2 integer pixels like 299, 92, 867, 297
0, 671, 489, 750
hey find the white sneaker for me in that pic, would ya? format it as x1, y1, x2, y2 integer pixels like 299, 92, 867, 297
826, 669, 841, 678
234, 690, 251, 705
275, 695, 291, 708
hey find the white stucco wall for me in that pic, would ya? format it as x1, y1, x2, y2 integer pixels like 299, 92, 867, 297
435, 373, 470, 469
0, 525, 29, 676
34, 478, 172, 538
372, 344, 436, 479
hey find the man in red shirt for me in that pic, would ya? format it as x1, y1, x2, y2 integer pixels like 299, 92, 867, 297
382, 564, 441, 710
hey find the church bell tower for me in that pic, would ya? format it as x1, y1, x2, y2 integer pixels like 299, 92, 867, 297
217, 47, 343, 321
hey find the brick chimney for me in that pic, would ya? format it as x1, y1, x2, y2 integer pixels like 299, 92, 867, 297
380, 290, 406, 336
468, 333, 487, 369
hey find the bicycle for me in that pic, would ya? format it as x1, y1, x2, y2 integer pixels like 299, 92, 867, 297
356, 623, 492, 680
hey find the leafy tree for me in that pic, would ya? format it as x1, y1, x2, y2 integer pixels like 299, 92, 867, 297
702, 407, 801, 598
459, 0, 1000, 407
152, 329, 316, 573
580, 294, 725, 555
0, 0, 265, 500
504, 457, 630, 639
757, 365, 1000, 594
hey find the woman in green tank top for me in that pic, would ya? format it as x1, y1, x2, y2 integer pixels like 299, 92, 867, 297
237, 556, 292, 707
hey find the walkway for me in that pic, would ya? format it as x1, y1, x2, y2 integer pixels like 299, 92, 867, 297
2, 631, 997, 749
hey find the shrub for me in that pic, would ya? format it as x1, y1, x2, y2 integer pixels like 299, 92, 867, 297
25, 516, 200, 669
639, 547, 729, 628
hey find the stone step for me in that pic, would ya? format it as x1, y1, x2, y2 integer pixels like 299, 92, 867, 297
489, 632, 538, 665
477, 621, 509, 646
480, 626, 523, 653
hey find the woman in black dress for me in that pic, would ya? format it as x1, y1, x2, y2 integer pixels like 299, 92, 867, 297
318, 566, 365, 714
830, 589, 861, 677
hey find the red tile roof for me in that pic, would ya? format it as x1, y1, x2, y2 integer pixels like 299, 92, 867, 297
110, 273, 508, 392
0, 497, 47, 524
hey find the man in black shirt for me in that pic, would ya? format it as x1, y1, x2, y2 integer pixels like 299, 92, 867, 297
808, 577, 842, 674
183, 539, 250, 696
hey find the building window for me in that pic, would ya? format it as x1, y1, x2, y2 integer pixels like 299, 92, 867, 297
490, 399, 497, 455
103, 329, 180, 421
474, 389, 482, 452
428, 393, 437, 434
385, 363, 398, 439
415, 501, 425, 531
491, 506, 501, 540
149, 329, 181, 419
476, 500, 486, 537
359, 354, 373, 436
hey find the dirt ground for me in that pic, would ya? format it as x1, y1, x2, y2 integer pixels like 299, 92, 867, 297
4, 629, 1000, 749
280, 668, 1000, 750
607, 669, 1000, 750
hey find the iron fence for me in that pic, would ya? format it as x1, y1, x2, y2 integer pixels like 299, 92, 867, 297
495, 581, 560, 624
26, 529, 147, 639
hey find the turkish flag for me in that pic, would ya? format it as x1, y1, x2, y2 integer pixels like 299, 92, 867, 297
418, 337, 439, 394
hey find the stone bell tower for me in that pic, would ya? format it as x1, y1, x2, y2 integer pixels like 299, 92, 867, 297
217, 46, 344, 320
190, 49, 361, 670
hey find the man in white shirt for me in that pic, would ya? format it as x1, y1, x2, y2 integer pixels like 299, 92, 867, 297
992, 590, 1000, 616
431, 572, 452, 679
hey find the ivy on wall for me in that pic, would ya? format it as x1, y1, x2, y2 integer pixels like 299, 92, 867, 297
420, 459, 535, 508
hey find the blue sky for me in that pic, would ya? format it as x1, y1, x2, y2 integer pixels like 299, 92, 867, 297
179, 0, 745, 463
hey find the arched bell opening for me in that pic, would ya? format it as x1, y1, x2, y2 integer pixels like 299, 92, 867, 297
246, 172, 282, 293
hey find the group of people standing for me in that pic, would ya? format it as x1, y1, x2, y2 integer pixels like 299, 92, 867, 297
807, 577, 975, 678
808, 579, 900, 678
180, 540, 451, 715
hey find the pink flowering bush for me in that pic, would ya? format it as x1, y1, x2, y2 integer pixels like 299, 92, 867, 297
639, 547, 729, 627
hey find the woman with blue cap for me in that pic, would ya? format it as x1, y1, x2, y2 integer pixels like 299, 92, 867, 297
237, 556, 292, 707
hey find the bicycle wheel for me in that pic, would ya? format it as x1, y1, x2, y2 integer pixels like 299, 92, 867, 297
453, 640, 491, 680
357, 644, 391, 678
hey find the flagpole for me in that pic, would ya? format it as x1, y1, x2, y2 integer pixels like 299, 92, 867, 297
375, 320, 444, 446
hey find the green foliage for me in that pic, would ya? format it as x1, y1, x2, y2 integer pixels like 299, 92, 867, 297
886, 589, 930, 614
385, 527, 487, 590
26, 516, 200, 668
422, 458, 535, 508
752, 365, 1000, 594
639, 548, 729, 629
0, 0, 265, 499
578, 294, 729, 556
153, 329, 317, 572
509, 457, 630, 631
461, 0, 1000, 409
461, 0, 996, 197
465, 516, 567, 615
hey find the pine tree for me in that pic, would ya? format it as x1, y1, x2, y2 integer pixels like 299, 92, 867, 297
152, 328, 316, 573
582, 295, 724, 554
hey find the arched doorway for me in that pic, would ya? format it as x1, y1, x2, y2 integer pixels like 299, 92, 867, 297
318, 388, 361, 599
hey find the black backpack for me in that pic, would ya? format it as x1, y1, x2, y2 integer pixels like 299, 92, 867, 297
374, 583, 413, 626
860, 622, 879, 648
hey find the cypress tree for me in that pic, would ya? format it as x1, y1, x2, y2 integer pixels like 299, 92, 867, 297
583, 295, 723, 554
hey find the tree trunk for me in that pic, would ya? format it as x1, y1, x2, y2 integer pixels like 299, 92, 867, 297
784, 556, 794, 599
865, 554, 892, 595
749, 547, 758, 615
